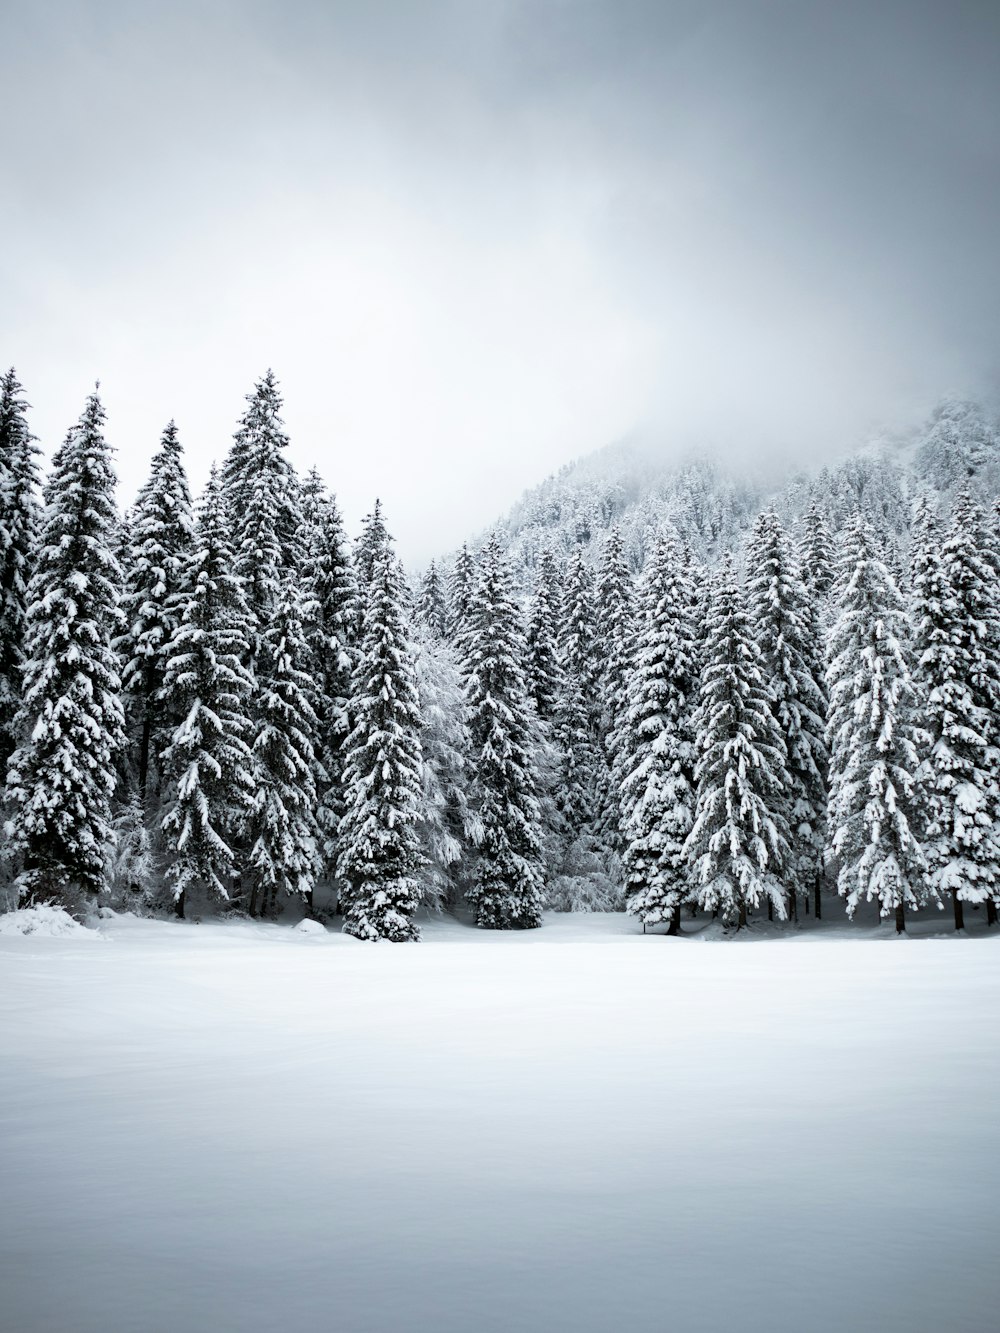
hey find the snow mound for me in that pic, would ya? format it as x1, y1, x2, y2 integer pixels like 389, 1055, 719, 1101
295, 918, 328, 937
0, 903, 94, 938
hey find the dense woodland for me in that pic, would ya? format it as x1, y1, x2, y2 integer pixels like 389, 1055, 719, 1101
1, 368, 999, 936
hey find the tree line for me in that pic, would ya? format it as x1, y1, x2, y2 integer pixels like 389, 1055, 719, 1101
1, 366, 997, 936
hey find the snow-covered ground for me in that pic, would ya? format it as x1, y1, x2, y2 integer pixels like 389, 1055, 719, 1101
2, 910, 999, 1333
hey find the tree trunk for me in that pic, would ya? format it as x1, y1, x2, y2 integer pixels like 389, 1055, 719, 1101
953, 891, 964, 933
814, 877, 822, 920
667, 903, 680, 936
738, 900, 747, 930
174, 889, 186, 920
767, 898, 773, 922
988, 899, 997, 929
138, 715, 151, 798
895, 902, 905, 935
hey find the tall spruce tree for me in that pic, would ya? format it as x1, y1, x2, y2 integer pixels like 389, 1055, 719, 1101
301, 480, 355, 882
594, 525, 635, 863
337, 527, 424, 942
222, 369, 303, 651
5, 390, 125, 907
826, 517, 928, 932
561, 546, 598, 715
683, 557, 792, 928
798, 499, 835, 609
618, 531, 697, 931
417, 560, 449, 640
119, 421, 195, 797
159, 468, 255, 916
0, 368, 40, 777
912, 495, 1000, 929
524, 546, 564, 723
746, 511, 828, 918
246, 577, 322, 918
448, 543, 475, 641
462, 535, 545, 929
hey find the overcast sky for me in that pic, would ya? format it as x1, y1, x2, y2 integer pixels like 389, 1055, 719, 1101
4, 0, 1000, 562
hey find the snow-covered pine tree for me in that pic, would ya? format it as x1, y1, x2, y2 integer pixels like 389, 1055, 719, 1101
337, 527, 424, 942
595, 525, 634, 743
524, 546, 564, 723
417, 560, 449, 640
798, 498, 835, 610
594, 525, 635, 862
159, 467, 256, 917
300, 479, 355, 884
0, 368, 40, 777
746, 511, 828, 918
222, 369, 304, 652
683, 556, 791, 928
462, 535, 545, 929
561, 545, 598, 717
5, 389, 126, 908
617, 530, 697, 932
826, 516, 928, 932
447, 543, 475, 641
246, 576, 322, 918
912, 495, 1000, 929
353, 499, 389, 595
118, 421, 194, 797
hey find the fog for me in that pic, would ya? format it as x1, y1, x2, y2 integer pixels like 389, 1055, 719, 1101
4, 0, 999, 561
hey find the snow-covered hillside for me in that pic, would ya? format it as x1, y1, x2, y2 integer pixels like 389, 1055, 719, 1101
1, 912, 997, 1333
456, 396, 1000, 582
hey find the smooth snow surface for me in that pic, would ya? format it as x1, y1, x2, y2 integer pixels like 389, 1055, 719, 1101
2, 912, 998, 1333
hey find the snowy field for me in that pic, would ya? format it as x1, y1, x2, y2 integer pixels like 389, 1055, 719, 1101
2, 911, 999, 1333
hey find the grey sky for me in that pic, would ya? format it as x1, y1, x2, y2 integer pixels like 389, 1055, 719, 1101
4, 0, 999, 561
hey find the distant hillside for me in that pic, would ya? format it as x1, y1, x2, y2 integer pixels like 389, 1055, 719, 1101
446, 397, 1000, 587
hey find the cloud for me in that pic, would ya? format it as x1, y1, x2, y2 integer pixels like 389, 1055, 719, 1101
3, 0, 999, 561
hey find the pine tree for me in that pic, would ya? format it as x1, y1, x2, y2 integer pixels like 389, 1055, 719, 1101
246, 578, 322, 918
684, 557, 792, 928
524, 547, 564, 723
826, 517, 928, 932
222, 369, 303, 651
301, 479, 355, 882
747, 511, 828, 918
118, 421, 195, 797
416, 560, 449, 640
618, 531, 697, 931
798, 499, 835, 608
594, 525, 635, 863
5, 389, 125, 908
0, 368, 40, 777
159, 468, 255, 916
462, 535, 545, 929
912, 495, 1000, 929
561, 545, 598, 712
448, 543, 475, 641
337, 529, 424, 942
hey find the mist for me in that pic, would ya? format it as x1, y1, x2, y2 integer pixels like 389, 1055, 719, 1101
4, 0, 999, 561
